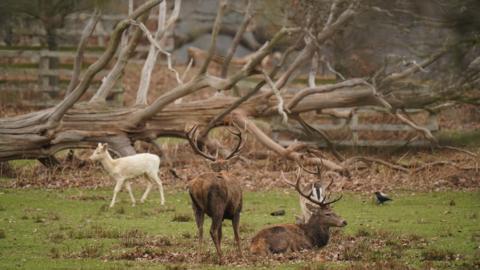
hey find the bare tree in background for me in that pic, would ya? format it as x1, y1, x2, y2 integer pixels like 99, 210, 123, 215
0, 0, 478, 176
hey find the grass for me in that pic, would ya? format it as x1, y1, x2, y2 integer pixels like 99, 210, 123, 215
0, 188, 478, 269
438, 129, 480, 147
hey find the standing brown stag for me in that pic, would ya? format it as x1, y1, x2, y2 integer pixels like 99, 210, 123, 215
250, 167, 346, 256
186, 125, 244, 264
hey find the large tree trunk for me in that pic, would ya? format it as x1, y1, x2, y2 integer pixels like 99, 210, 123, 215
0, 85, 425, 161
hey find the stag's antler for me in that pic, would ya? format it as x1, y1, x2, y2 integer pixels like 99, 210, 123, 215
186, 124, 245, 161
281, 159, 322, 197
187, 125, 216, 161
318, 183, 342, 206
282, 166, 342, 207
223, 125, 245, 160
298, 162, 321, 175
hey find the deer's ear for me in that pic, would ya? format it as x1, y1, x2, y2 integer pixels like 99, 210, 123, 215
102, 143, 109, 151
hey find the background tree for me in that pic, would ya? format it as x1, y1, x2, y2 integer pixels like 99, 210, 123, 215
0, 0, 478, 176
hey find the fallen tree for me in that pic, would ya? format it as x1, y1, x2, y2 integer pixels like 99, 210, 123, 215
0, 0, 478, 175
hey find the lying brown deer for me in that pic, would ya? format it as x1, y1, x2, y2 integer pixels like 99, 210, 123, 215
250, 168, 346, 256
186, 125, 244, 264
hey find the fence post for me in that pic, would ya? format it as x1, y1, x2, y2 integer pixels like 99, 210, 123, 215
96, 20, 106, 47
38, 51, 50, 92
427, 111, 439, 132
351, 111, 359, 146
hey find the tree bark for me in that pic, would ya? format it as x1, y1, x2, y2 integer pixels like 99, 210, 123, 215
0, 85, 422, 162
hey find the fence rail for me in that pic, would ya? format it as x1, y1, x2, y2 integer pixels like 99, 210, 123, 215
0, 49, 124, 107
273, 109, 439, 147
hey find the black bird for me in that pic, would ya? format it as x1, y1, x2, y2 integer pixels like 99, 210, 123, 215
374, 191, 392, 204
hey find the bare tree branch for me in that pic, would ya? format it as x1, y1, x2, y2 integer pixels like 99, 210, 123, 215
232, 112, 347, 173
324, 0, 343, 30
381, 45, 451, 86
287, 78, 367, 110
411, 161, 459, 174
200, 41, 299, 138
343, 156, 410, 173
321, 57, 346, 80
47, 0, 163, 125
268, 2, 358, 96
395, 110, 438, 144
136, 0, 182, 106
130, 20, 183, 85
136, 0, 168, 106
263, 71, 288, 124
437, 145, 478, 158
197, 0, 229, 76
66, 8, 101, 96
308, 52, 319, 88
89, 12, 150, 104
220, 0, 254, 78
292, 114, 344, 162
128, 27, 297, 126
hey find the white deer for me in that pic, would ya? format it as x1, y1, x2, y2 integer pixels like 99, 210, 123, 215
89, 143, 165, 207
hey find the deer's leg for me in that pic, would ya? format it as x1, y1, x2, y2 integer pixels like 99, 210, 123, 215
148, 171, 165, 205
110, 178, 124, 208
140, 181, 152, 203
210, 216, 223, 264
125, 181, 136, 206
232, 212, 242, 257
190, 194, 205, 256
193, 207, 204, 243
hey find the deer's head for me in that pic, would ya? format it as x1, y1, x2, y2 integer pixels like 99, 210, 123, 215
186, 125, 244, 172
305, 204, 347, 227
89, 143, 109, 161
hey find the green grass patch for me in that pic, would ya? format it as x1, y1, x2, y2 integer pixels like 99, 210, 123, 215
438, 129, 480, 146
156, 137, 185, 145
8, 159, 38, 169
0, 188, 478, 269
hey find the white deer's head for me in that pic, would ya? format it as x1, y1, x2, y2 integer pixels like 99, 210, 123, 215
89, 143, 109, 161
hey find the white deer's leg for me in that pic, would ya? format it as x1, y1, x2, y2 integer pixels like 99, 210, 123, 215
140, 181, 152, 203
110, 178, 124, 208
148, 171, 164, 205
125, 182, 136, 206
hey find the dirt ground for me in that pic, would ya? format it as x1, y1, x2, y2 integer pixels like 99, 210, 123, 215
96, 229, 434, 269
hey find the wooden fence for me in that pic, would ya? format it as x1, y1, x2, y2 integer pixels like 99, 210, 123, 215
0, 49, 124, 108
0, 11, 150, 108
272, 108, 439, 147
0, 10, 180, 108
